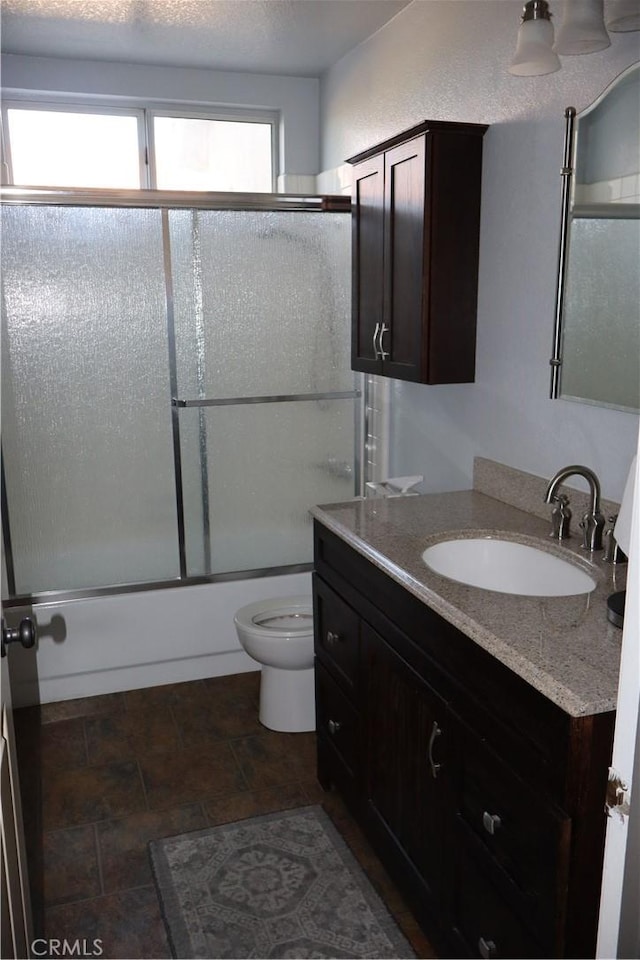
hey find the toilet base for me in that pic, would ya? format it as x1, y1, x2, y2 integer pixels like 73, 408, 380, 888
259, 665, 315, 733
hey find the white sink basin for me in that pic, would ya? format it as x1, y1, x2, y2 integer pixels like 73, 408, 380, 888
421, 537, 596, 597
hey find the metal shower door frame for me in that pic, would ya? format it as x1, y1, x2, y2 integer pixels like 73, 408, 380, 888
1, 187, 362, 604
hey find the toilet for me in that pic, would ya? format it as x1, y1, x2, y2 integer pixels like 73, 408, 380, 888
234, 595, 315, 733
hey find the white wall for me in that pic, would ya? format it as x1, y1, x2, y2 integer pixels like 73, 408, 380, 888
1, 54, 320, 178
320, 0, 640, 502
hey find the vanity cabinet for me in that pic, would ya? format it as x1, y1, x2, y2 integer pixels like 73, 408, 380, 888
348, 120, 487, 384
313, 521, 615, 959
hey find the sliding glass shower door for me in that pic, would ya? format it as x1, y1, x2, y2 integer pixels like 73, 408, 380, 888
169, 209, 354, 575
1, 197, 355, 597
1, 205, 180, 593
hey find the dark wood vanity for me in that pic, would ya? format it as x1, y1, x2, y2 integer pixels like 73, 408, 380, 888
313, 518, 616, 959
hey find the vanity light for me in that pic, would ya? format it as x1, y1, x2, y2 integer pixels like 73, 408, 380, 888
509, 0, 561, 76
554, 0, 611, 54
605, 0, 640, 31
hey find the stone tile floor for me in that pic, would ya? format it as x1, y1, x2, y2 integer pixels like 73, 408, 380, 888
15, 671, 437, 959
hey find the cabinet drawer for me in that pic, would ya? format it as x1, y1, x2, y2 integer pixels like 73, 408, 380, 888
313, 574, 359, 692
315, 662, 359, 777
457, 730, 571, 930
450, 833, 549, 959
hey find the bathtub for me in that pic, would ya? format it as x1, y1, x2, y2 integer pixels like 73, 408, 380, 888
6, 571, 312, 707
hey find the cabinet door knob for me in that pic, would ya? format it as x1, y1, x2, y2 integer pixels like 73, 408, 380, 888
427, 720, 442, 779
326, 630, 341, 646
327, 719, 342, 735
478, 937, 497, 959
482, 811, 502, 835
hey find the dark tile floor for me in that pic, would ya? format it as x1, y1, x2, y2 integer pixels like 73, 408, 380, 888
15, 671, 437, 959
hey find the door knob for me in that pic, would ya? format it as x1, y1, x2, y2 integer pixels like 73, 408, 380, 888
1, 617, 37, 658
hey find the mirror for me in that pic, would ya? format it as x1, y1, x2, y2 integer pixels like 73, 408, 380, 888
551, 62, 640, 412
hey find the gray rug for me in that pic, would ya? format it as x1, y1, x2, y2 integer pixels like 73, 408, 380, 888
149, 804, 416, 959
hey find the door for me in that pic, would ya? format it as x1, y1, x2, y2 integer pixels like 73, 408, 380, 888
1, 621, 34, 960
597, 444, 640, 958
362, 621, 450, 919
383, 134, 426, 382
351, 155, 385, 374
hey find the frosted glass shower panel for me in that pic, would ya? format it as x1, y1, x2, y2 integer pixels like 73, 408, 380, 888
169, 210, 352, 400
1, 206, 179, 592
561, 217, 640, 410
180, 399, 355, 575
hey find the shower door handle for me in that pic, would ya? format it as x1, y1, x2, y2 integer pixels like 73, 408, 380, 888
1, 617, 37, 658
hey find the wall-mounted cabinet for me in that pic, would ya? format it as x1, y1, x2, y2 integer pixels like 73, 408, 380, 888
348, 120, 488, 384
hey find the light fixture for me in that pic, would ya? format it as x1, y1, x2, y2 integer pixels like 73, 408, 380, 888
605, 0, 640, 32
509, 0, 561, 76
555, 0, 611, 55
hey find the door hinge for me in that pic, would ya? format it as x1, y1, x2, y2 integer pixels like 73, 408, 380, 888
605, 768, 631, 820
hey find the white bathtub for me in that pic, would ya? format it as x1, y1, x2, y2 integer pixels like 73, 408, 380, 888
7, 571, 312, 707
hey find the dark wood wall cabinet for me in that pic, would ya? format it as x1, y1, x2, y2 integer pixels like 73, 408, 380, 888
313, 521, 615, 959
348, 120, 488, 384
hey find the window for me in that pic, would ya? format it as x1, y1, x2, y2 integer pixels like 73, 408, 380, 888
152, 116, 273, 192
2, 102, 276, 192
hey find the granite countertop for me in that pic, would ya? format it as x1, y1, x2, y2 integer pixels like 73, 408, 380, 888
310, 491, 626, 718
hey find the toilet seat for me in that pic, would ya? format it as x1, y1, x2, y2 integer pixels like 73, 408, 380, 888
235, 596, 313, 639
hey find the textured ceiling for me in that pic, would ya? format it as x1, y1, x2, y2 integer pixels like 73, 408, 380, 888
0, 0, 412, 77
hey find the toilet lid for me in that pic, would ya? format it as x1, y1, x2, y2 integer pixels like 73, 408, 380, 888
252, 611, 313, 632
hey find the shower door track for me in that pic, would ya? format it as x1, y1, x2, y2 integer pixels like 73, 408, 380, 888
1, 186, 361, 605
0, 186, 351, 213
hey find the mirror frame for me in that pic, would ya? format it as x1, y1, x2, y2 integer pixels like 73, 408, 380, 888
550, 62, 640, 406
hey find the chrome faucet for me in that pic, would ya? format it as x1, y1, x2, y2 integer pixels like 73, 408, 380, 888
544, 464, 605, 552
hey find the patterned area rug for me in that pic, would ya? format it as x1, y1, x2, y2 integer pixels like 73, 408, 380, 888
150, 804, 416, 959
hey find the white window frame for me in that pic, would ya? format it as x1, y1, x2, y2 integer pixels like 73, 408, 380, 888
1, 98, 279, 192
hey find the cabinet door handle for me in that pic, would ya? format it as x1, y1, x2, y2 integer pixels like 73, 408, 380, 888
372, 322, 381, 359
482, 811, 502, 835
478, 937, 497, 959
427, 721, 442, 779
327, 719, 342, 735
379, 323, 390, 360
326, 630, 341, 646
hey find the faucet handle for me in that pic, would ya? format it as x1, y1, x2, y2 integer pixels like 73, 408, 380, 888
549, 493, 571, 541
579, 509, 605, 552
603, 515, 628, 564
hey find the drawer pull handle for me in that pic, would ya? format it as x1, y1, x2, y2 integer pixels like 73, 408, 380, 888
482, 812, 502, 835
326, 630, 341, 646
478, 937, 497, 959
427, 721, 442, 779
327, 719, 342, 735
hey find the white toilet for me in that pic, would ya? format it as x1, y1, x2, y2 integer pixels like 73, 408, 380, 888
234, 595, 315, 733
